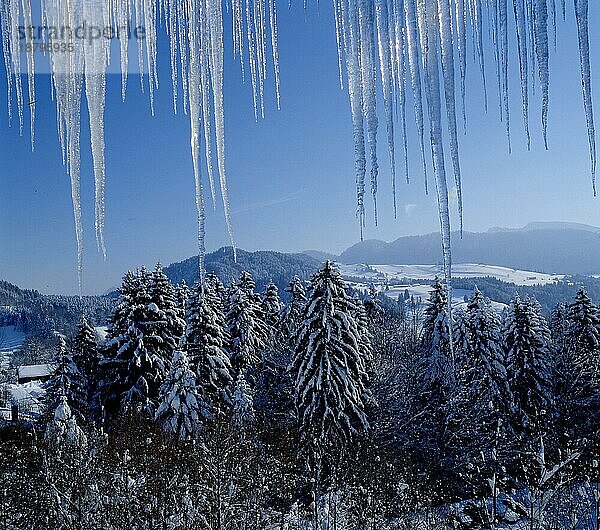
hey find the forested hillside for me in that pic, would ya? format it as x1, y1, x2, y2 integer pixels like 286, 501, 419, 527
1, 263, 598, 529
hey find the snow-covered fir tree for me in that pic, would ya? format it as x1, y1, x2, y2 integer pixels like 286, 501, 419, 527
282, 275, 307, 341
503, 295, 553, 436
45, 337, 85, 421
231, 373, 255, 429
261, 281, 283, 328
102, 267, 185, 417
71, 315, 100, 421
556, 288, 600, 445
455, 287, 509, 411
176, 280, 191, 312
184, 281, 234, 413
226, 272, 270, 375
155, 350, 209, 440
290, 261, 370, 476
422, 277, 454, 384
565, 287, 600, 384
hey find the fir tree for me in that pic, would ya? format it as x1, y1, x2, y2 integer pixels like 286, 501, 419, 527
422, 277, 453, 384
155, 350, 209, 440
556, 288, 600, 447
282, 275, 307, 341
456, 287, 509, 411
45, 337, 85, 421
184, 281, 234, 414
102, 267, 185, 417
71, 316, 100, 421
226, 272, 269, 375
262, 281, 283, 328
503, 295, 553, 436
231, 373, 255, 429
290, 261, 370, 479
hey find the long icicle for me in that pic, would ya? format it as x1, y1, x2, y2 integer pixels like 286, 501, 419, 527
574, 0, 597, 194
375, 0, 395, 222
405, 0, 429, 194
438, 0, 463, 236
417, 0, 454, 363
533, 0, 549, 149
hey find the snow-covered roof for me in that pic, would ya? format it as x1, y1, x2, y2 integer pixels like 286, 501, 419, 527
17, 364, 55, 380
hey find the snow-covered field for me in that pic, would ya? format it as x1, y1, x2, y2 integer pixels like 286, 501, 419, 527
339, 263, 561, 311
338, 263, 563, 286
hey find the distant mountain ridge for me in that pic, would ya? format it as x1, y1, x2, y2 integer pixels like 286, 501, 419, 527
164, 247, 320, 295
338, 223, 600, 275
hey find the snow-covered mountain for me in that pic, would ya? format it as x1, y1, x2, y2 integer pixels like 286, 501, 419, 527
338, 223, 600, 275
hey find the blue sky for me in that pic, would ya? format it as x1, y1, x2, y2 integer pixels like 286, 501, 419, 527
1, 4, 600, 294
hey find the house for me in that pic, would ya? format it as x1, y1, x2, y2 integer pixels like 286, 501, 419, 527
16, 364, 55, 385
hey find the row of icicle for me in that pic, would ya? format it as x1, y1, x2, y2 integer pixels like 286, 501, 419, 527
0, 0, 280, 291
333, 0, 595, 331
0, 0, 596, 302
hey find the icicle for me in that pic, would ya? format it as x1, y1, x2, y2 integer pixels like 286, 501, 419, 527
499, 0, 511, 151
199, 4, 217, 208
84, 0, 109, 260
0, 1, 13, 125
491, 0, 503, 119
438, 0, 463, 235
117, 0, 129, 101
513, 0, 531, 148
550, 0, 556, 49
269, 0, 281, 109
358, 0, 378, 224
21, 0, 35, 149
207, 0, 237, 260
454, 0, 467, 130
405, 0, 429, 194
8, 0, 24, 134
473, 0, 488, 112
375, 0, 395, 220
342, 0, 367, 233
188, 0, 206, 280
392, 0, 409, 192
574, 0, 597, 194
333, 0, 345, 89
417, 0, 454, 356
533, 0, 549, 149
246, 0, 259, 119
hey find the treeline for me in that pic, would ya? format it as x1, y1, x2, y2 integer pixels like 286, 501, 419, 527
1, 263, 599, 529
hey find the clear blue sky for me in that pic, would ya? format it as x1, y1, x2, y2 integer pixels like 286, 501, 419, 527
1, 4, 600, 294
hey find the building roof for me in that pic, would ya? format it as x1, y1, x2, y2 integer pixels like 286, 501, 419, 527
17, 364, 55, 380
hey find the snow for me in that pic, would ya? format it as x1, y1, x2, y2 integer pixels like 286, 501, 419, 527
0, 325, 26, 370
338, 262, 563, 286
17, 364, 55, 381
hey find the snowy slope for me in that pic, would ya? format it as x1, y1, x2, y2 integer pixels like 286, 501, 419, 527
338, 263, 562, 311
339, 263, 563, 286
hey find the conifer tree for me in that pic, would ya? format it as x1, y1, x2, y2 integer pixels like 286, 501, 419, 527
282, 275, 307, 341
231, 373, 255, 429
45, 337, 85, 421
184, 281, 234, 413
71, 315, 100, 420
503, 295, 553, 436
422, 277, 453, 384
290, 261, 370, 479
102, 267, 185, 417
262, 281, 283, 328
155, 350, 209, 440
226, 272, 270, 375
456, 287, 509, 411
556, 288, 600, 446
